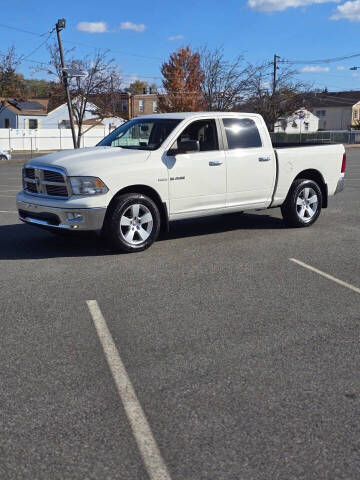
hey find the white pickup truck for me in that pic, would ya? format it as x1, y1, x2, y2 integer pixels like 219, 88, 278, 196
17, 112, 346, 252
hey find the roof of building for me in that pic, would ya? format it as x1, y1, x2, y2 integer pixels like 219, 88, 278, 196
308, 91, 360, 108
0, 98, 49, 115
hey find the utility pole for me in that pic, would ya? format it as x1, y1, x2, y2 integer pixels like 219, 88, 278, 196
272, 54, 281, 97
272, 54, 281, 132
55, 19, 77, 149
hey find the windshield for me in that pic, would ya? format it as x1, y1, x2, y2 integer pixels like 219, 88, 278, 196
98, 118, 182, 150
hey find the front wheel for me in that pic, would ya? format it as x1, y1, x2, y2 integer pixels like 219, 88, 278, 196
281, 179, 322, 227
103, 193, 161, 253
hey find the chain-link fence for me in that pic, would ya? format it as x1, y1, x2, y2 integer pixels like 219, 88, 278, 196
271, 130, 360, 145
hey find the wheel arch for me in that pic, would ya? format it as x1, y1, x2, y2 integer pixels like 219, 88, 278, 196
105, 184, 169, 231
293, 169, 328, 208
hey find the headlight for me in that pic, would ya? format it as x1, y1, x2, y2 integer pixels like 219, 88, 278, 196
70, 177, 109, 195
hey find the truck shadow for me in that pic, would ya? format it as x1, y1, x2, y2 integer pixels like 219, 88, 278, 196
159, 211, 285, 241
0, 212, 286, 260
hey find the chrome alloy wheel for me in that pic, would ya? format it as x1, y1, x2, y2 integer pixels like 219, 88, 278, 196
296, 187, 318, 223
119, 203, 153, 245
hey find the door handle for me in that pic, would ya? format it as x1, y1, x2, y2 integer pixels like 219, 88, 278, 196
209, 160, 223, 166
258, 157, 271, 162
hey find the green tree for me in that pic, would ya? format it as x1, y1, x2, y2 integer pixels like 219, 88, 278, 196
126, 80, 148, 94
0, 46, 25, 98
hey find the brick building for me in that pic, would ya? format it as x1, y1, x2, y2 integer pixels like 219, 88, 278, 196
116, 93, 159, 120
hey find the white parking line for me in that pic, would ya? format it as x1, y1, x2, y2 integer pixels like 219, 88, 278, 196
0, 190, 19, 192
0, 195, 16, 197
86, 300, 172, 480
290, 258, 360, 295
0, 211, 17, 213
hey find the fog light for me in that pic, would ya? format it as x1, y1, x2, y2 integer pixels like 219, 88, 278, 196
66, 212, 83, 223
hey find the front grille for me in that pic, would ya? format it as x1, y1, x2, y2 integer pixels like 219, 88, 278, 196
45, 185, 68, 196
24, 168, 35, 179
43, 170, 64, 183
23, 166, 69, 197
25, 182, 37, 193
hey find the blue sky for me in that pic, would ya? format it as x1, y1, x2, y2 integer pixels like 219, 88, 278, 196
2, 0, 360, 91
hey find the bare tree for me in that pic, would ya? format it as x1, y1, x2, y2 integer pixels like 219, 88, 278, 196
199, 46, 251, 111
46, 43, 122, 147
243, 61, 310, 131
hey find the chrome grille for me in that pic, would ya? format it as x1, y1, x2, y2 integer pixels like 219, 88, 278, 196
45, 185, 68, 196
43, 170, 64, 182
23, 166, 69, 197
24, 168, 35, 179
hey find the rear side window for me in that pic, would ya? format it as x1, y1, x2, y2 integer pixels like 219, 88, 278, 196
223, 118, 262, 149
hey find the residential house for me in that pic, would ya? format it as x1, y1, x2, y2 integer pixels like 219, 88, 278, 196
0, 99, 49, 129
308, 91, 360, 130
0, 98, 124, 132
274, 91, 360, 132
274, 109, 319, 133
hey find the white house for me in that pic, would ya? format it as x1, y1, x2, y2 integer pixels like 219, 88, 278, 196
0, 98, 124, 132
274, 109, 319, 133
275, 91, 360, 133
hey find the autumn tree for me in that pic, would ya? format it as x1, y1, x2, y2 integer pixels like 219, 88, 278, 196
158, 46, 204, 112
199, 46, 251, 111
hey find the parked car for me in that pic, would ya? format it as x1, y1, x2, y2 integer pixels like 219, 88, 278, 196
17, 112, 346, 252
0, 150, 11, 161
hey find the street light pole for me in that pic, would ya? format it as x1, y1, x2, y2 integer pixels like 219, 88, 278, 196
55, 18, 77, 149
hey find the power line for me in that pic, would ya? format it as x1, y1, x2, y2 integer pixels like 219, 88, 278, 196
0, 22, 163, 62
20, 30, 55, 62
62, 40, 162, 61
283, 52, 360, 65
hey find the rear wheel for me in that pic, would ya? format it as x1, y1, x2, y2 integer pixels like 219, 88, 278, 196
103, 193, 161, 253
281, 179, 322, 227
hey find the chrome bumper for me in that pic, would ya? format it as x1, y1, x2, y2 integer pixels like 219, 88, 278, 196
17, 199, 107, 231
335, 177, 345, 195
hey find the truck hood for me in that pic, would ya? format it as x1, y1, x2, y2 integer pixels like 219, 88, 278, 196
27, 147, 151, 176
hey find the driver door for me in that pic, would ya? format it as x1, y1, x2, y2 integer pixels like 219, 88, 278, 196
166, 118, 226, 216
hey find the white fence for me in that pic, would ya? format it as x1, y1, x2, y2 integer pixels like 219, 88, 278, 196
0, 127, 112, 151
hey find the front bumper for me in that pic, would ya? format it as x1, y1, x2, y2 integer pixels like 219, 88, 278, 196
335, 177, 345, 195
17, 198, 107, 231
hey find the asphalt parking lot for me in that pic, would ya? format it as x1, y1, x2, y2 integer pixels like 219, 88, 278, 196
0, 150, 359, 480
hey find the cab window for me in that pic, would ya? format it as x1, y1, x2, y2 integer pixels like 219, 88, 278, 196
177, 119, 219, 152
222, 118, 262, 149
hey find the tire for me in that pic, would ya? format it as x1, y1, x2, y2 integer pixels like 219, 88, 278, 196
103, 193, 161, 253
281, 179, 322, 228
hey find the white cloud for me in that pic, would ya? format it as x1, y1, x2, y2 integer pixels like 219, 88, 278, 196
337, 65, 346, 70
76, 21, 108, 33
247, 0, 338, 11
120, 22, 146, 32
168, 34, 184, 41
331, 0, 360, 20
301, 65, 331, 72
